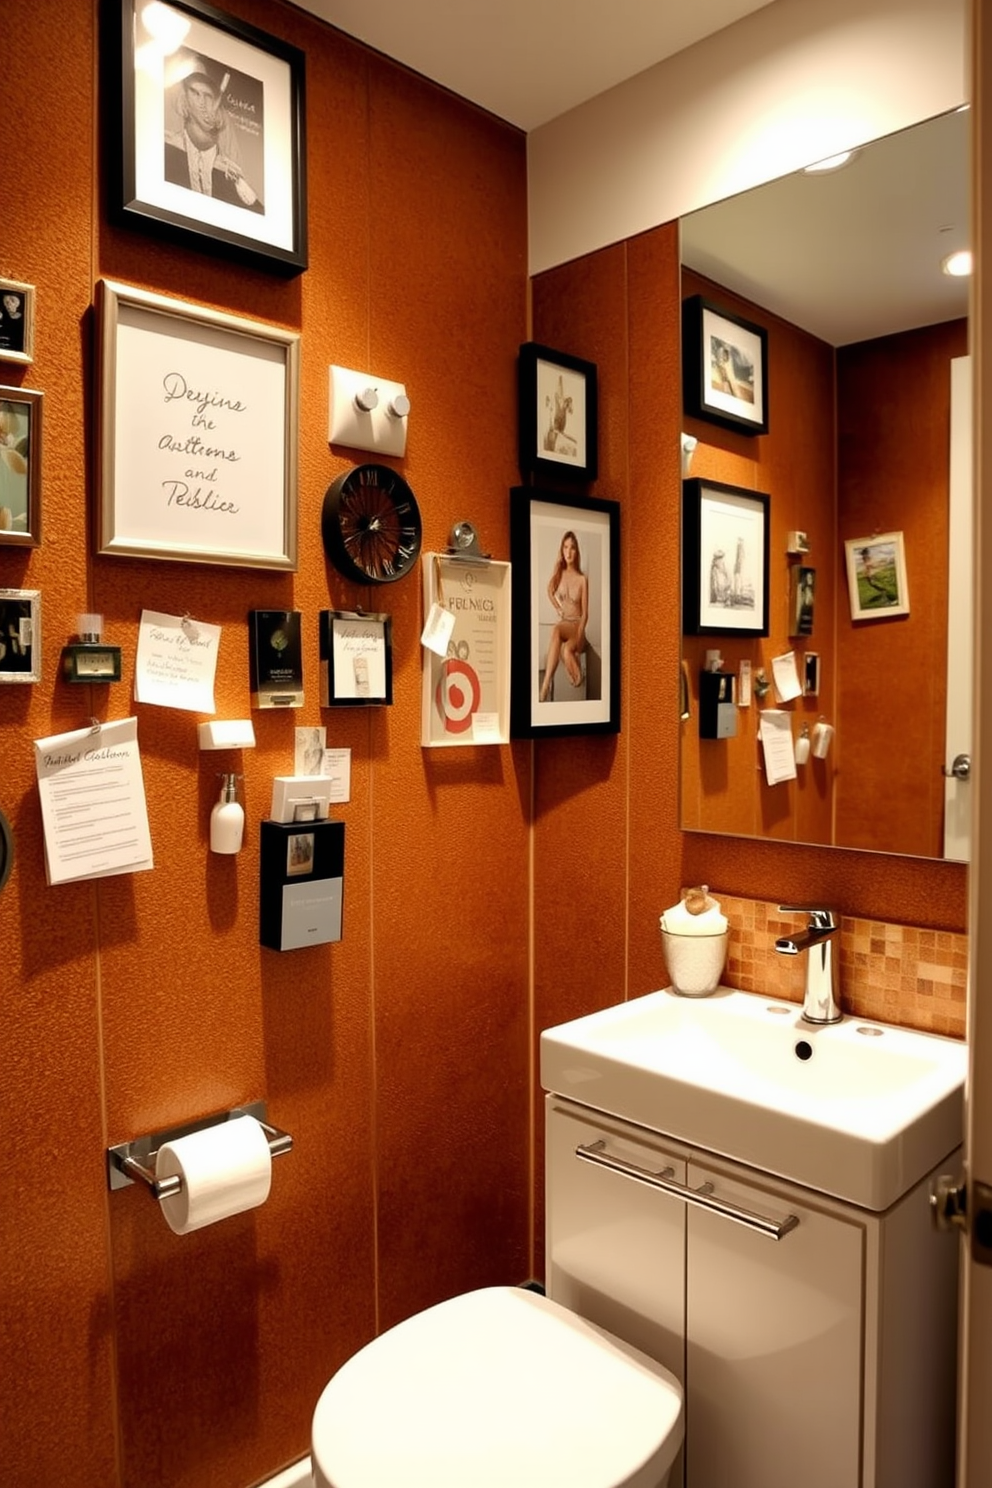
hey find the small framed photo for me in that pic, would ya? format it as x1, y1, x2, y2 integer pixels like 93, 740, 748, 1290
0, 588, 41, 684
510, 486, 620, 737
789, 565, 816, 637
286, 830, 314, 877
804, 652, 821, 697
319, 610, 393, 706
517, 342, 598, 482
682, 478, 769, 637
844, 532, 910, 620
0, 387, 42, 547
109, 0, 308, 273
0, 279, 35, 365
682, 296, 768, 436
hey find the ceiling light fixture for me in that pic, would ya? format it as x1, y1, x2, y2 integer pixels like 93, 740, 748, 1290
803, 149, 857, 174
941, 250, 973, 278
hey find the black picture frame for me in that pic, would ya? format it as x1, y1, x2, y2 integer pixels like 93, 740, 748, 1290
682, 296, 768, 435
510, 486, 619, 737
682, 478, 769, 637
319, 610, 394, 706
517, 342, 598, 482
0, 386, 42, 547
108, 0, 308, 274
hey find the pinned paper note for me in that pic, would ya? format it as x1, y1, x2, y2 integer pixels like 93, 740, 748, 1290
34, 717, 154, 885
771, 651, 803, 703
135, 611, 220, 712
758, 709, 798, 786
421, 603, 455, 657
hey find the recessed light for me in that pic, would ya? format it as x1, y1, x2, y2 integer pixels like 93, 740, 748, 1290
804, 149, 857, 174
941, 250, 973, 278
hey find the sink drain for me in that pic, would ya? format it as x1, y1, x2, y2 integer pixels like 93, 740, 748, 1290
794, 1040, 814, 1061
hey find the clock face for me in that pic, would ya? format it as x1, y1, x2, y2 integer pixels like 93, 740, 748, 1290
321, 463, 423, 585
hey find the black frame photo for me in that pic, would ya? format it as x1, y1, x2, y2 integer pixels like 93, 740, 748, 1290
510, 486, 619, 737
682, 296, 768, 435
682, 478, 769, 637
0, 588, 41, 684
0, 386, 43, 548
319, 610, 393, 707
0, 278, 36, 366
517, 343, 598, 483
109, 0, 308, 273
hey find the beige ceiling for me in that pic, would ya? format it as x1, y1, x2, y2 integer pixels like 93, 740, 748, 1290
299, 0, 777, 131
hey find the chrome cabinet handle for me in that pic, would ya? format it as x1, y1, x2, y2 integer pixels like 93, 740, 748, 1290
575, 1140, 799, 1241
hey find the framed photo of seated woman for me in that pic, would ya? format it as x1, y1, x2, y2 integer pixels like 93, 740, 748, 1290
510, 487, 620, 737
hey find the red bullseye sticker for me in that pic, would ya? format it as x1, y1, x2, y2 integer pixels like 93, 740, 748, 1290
435, 658, 481, 733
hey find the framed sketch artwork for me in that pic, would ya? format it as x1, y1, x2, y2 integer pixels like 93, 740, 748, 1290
682, 478, 770, 637
517, 343, 598, 482
96, 279, 299, 569
108, 0, 308, 272
510, 487, 620, 737
682, 296, 769, 436
0, 278, 36, 365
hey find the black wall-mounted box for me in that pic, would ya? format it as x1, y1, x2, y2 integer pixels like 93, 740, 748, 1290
699, 671, 737, 739
260, 819, 344, 951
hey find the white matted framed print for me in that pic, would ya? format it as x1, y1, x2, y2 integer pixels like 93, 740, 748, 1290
96, 279, 299, 569
109, 0, 307, 272
421, 554, 511, 747
510, 487, 620, 737
0, 588, 41, 684
844, 531, 910, 620
319, 610, 393, 706
0, 386, 42, 547
682, 296, 768, 436
517, 343, 598, 482
682, 478, 770, 637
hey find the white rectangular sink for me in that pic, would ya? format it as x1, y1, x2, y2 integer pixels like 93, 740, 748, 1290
540, 989, 966, 1210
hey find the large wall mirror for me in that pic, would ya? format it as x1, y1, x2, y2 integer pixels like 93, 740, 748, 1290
679, 107, 970, 863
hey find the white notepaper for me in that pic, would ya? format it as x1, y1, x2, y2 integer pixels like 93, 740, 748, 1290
321, 748, 352, 803
135, 610, 220, 712
771, 650, 803, 703
34, 717, 154, 885
758, 709, 798, 786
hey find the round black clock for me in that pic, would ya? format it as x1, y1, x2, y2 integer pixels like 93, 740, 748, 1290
321, 463, 423, 585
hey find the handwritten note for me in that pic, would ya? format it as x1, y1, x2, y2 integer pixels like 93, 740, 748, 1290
135, 610, 220, 712
110, 298, 291, 562
758, 709, 798, 786
34, 718, 154, 885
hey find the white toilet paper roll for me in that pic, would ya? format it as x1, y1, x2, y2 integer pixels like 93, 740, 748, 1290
155, 1115, 272, 1236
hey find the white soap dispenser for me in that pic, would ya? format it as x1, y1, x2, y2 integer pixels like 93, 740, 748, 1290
210, 774, 245, 854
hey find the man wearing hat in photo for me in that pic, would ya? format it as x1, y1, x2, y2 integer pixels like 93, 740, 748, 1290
164, 55, 263, 212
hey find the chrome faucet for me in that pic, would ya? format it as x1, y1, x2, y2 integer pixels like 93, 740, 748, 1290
774, 906, 841, 1024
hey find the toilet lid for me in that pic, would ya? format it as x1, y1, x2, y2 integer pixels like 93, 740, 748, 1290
312, 1286, 683, 1488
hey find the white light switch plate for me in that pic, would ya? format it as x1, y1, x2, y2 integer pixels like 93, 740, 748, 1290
328, 365, 409, 456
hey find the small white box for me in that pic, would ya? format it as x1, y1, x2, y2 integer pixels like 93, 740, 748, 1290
198, 720, 256, 750
270, 776, 333, 823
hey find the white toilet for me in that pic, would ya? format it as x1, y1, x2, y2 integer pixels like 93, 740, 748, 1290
311, 1284, 683, 1488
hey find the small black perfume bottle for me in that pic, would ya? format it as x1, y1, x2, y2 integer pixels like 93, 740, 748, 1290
61, 613, 122, 683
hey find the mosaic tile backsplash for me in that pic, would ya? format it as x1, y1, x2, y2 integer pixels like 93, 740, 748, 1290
713, 894, 967, 1040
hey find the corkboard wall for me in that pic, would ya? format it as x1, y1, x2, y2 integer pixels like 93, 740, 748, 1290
2, 3, 529, 1485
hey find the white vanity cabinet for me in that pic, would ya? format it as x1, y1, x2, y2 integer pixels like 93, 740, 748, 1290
545, 1095, 959, 1488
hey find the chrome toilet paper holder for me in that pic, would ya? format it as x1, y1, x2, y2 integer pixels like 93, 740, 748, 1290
106, 1100, 293, 1201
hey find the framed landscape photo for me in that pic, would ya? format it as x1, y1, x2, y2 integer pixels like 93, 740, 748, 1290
682, 478, 770, 637
0, 279, 35, 365
510, 486, 620, 737
0, 387, 42, 547
96, 279, 299, 569
682, 296, 768, 435
518, 342, 598, 482
0, 588, 41, 684
109, 0, 308, 273
844, 531, 910, 620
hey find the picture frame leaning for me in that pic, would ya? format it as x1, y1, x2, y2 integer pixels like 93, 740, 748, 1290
109, 0, 308, 273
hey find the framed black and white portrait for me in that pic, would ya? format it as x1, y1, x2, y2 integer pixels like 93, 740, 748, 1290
109, 0, 308, 273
